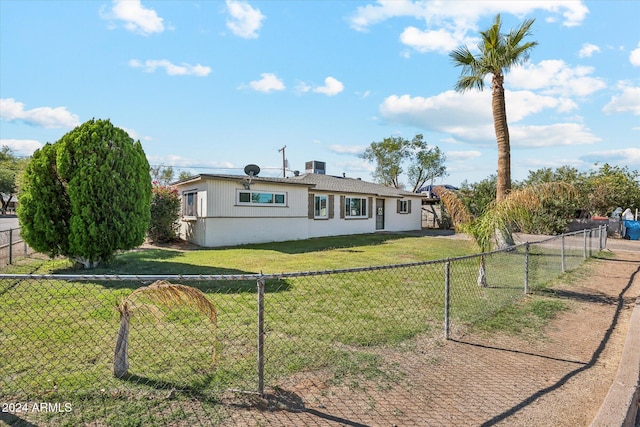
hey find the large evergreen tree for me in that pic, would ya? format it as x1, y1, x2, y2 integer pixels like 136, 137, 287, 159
18, 119, 151, 268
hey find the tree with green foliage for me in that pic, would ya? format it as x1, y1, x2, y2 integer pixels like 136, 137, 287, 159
522, 163, 640, 222
360, 134, 447, 191
459, 175, 497, 217
408, 145, 448, 193
178, 170, 193, 181
437, 182, 576, 285
450, 14, 537, 202
150, 165, 175, 186
585, 164, 640, 216
0, 146, 27, 214
148, 183, 181, 243
18, 119, 151, 268
519, 166, 583, 234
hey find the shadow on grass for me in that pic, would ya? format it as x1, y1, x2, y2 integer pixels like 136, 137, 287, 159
0, 412, 39, 427
226, 233, 416, 255
120, 373, 223, 403
45, 249, 292, 293
78, 275, 291, 294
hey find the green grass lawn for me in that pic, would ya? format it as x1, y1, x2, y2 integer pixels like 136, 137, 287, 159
0, 232, 592, 426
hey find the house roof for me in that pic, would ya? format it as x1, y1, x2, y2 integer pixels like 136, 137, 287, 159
289, 173, 420, 198
173, 173, 422, 199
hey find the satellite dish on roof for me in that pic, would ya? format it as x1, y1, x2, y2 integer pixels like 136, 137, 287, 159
244, 164, 260, 177
242, 164, 260, 189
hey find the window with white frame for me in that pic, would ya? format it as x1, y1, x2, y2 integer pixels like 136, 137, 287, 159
314, 195, 328, 218
184, 191, 197, 217
238, 190, 286, 206
345, 197, 367, 218
398, 200, 410, 214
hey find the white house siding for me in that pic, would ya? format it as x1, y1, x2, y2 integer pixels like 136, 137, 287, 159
202, 217, 309, 247
177, 177, 310, 247
383, 197, 423, 232
174, 173, 424, 247
306, 194, 423, 238
308, 214, 374, 238
181, 218, 207, 247
307, 193, 371, 238
207, 180, 307, 218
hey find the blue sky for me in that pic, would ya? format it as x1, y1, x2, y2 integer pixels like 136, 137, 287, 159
1, 0, 639, 188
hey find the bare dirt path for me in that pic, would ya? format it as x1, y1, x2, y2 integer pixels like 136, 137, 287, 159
226, 246, 640, 426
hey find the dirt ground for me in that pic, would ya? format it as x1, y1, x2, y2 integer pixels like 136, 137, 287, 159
225, 238, 640, 426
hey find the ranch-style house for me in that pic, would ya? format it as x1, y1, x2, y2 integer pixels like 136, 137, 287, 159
172, 161, 425, 248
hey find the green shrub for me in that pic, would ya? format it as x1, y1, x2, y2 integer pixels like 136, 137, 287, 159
18, 119, 151, 268
148, 183, 181, 243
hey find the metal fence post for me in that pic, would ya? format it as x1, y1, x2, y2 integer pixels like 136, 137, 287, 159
583, 229, 588, 260
561, 234, 565, 273
444, 260, 450, 340
257, 274, 265, 396
9, 228, 13, 265
524, 242, 529, 294
598, 225, 603, 251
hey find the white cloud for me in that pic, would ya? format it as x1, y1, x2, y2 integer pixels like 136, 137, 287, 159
630, 42, 640, 66
0, 98, 80, 128
379, 90, 597, 147
580, 148, 640, 167
348, 1, 589, 49
313, 77, 344, 96
0, 139, 43, 156
335, 159, 375, 175
329, 144, 366, 155
247, 73, 285, 93
129, 59, 211, 76
446, 150, 482, 161
379, 89, 576, 136
103, 0, 165, 36
348, 0, 425, 32
296, 77, 344, 96
120, 127, 151, 142
602, 84, 640, 115
517, 156, 586, 170
399, 26, 475, 54
508, 60, 606, 97
509, 123, 600, 147
226, 0, 265, 39
295, 81, 312, 94
578, 43, 601, 58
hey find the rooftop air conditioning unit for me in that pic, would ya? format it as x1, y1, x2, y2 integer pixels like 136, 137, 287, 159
305, 160, 326, 175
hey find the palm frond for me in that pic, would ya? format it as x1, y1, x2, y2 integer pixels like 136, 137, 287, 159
123, 280, 218, 327
493, 182, 576, 221
114, 281, 218, 378
433, 187, 474, 231
472, 182, 577, 250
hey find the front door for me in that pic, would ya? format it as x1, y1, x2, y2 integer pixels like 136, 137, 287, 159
375, 198, 385, 230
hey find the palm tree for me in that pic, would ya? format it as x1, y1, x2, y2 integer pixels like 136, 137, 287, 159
435, 182, 576, 286
450, 14, 537, 202
113, 280, 218, 378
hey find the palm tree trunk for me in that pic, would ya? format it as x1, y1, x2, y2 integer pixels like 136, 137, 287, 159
113, 305, 131, 378
492, 73, 511, 202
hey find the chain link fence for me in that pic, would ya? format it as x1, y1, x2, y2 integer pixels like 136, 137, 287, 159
0, 228, 34, 267
0, 227, 606, 426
